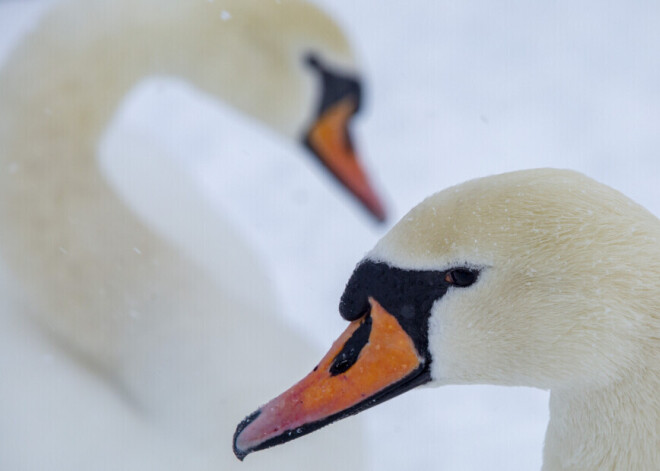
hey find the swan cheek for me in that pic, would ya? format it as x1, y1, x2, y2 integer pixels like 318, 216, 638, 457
426, 294, 498, 385
427, 297, 459, 384
233, 298, 428, 460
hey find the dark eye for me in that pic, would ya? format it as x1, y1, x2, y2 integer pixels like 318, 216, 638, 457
445, 269, 478, 287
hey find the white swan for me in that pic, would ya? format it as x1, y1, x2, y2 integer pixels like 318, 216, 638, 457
0, 0, 385, 469
235, 168, 660, 470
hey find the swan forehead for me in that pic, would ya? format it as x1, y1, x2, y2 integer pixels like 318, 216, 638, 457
211, 0, 356, 69
269, 0, 356, 67
369, 168, 658, 271
147, 0, 357, 137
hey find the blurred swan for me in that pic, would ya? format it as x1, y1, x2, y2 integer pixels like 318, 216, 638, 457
0, 0, 384, 469
235, 169, 659, 470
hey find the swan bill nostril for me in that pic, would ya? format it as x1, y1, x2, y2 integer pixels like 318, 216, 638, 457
329, 313, 372, 376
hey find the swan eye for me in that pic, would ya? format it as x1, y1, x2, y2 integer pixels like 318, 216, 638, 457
445, 269, 478, 287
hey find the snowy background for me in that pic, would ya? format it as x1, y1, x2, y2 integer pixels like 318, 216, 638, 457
1, 0, 659, 470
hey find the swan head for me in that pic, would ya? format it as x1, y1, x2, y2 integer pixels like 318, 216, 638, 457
233, 168, 660, 458
151, 0, 385, 220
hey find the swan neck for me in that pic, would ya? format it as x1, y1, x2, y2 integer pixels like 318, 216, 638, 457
543, 365, 660, 470
0, 3, 210, 366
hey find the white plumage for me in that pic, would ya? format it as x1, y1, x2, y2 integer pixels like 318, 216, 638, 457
0, 1, 372, 469
369, 169, 660, 470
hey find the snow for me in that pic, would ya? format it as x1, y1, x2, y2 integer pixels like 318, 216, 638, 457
1, 0, 659, 470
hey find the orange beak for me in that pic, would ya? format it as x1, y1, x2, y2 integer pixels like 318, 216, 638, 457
305, 97, 387, 223
233, 298, 430, 460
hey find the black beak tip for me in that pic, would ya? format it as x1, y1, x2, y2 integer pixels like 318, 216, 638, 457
233, 448, 248, 462
233, 409, 261, 461
373, 211, 387, 224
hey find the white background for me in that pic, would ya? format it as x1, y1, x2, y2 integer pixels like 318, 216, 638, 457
1, 0, 658, 469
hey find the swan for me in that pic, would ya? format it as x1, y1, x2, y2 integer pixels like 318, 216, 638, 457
234, 168, 660, 470
0, 0, 385, 469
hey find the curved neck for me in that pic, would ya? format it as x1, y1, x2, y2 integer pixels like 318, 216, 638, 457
543, 363, 660, 470
0, 0, 278, 368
